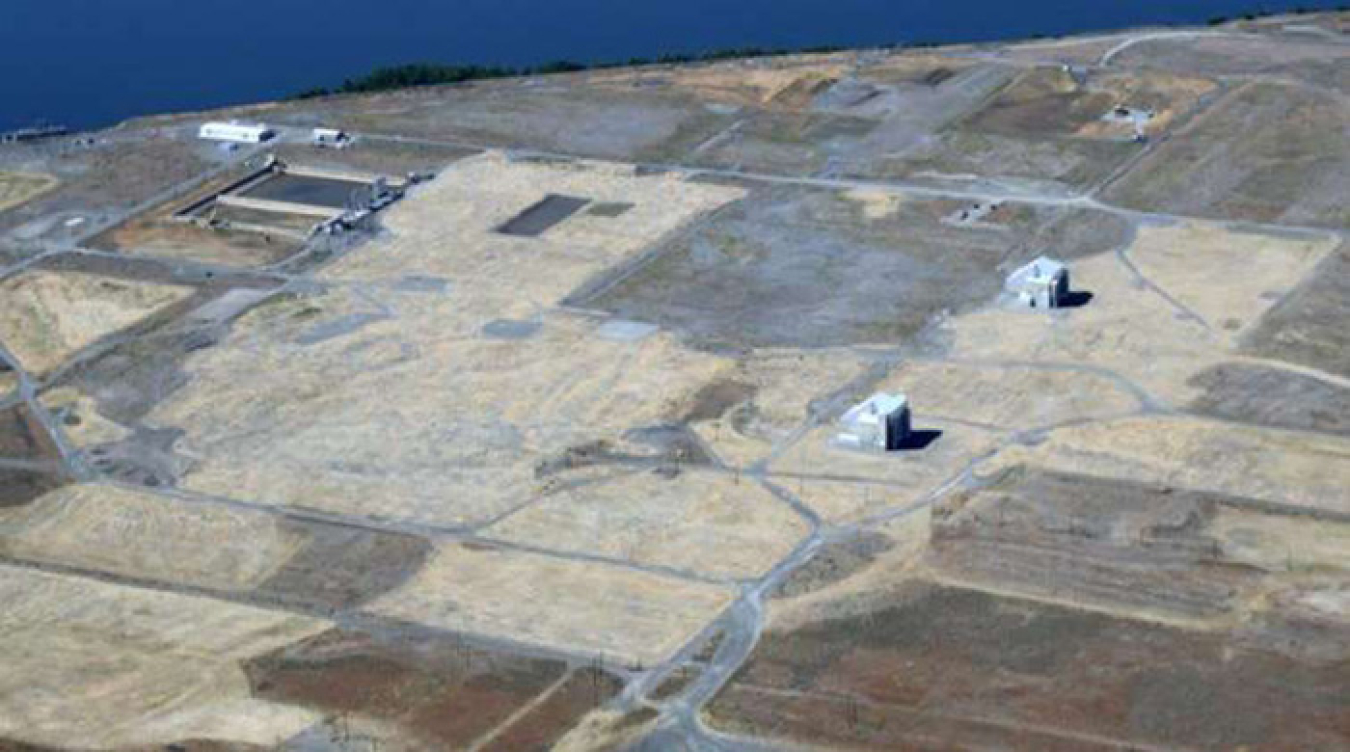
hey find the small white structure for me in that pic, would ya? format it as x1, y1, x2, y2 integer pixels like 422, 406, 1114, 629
198, 121, 275, 144
1007, 255, 1070, 309
1103, 104, 1154, 142
836, 392, 911, 452
311, 127, 350, 148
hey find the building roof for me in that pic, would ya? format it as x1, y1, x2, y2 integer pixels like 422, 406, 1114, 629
200, 121, 271, 134
1006, 255, 1067, 291
841, 392, 909, 425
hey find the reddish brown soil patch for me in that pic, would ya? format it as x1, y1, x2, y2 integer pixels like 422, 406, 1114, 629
0, 468, 65, 508
707, 581, 1350, 751
478, 668, 622, 752
0, 405, 60, 461
246, 628, 616, 749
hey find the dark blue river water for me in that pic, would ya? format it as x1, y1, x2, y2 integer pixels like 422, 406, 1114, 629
1, 0, 1337, 132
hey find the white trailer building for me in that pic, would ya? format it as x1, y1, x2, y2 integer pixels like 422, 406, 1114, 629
836, 392, 912, 452
198, 121, 275, 144
1006, 256, 1070, 309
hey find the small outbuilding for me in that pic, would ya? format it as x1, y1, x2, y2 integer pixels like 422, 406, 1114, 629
1006, 255, 1070, 309
199, 121, 275, 144
836, 392, 911, 452
311, 127, 351, 148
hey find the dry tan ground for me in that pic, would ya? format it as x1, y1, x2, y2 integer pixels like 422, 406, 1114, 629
940, 221, 1339, 407
485, 468, 810, 580
983, 416, 1350, 515
0, 171, 59, 213
968, 66, 1216, 140
0, 483, 305, 592
1126, 222, 1335, 339
591, 56, 852, 110
1075, 71, 1217, 139
147, 154, 749, 529
366, 542, 735, 666
1211, 507, 1350, 573
0, 564, 326, 749
858, 53, 980, 85
880, 361, 1142, 430
689, 348, 871, 468
100, 219, 303, 268
38, 386, 133, 446
769, 420, 1001, 523
551, 708, 660, 752
5, 31, 1348, 751
769, 510, 932, 632
0, 270, 194, 375
322, 151, 746, 299
155, 289, 731, 528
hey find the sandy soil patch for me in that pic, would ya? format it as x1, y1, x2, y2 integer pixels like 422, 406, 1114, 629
486, 468, 809, 580
0, 565, 325, 749
0, 483, 305, 592
366, 542, 735, 666
0, 269, 194, 375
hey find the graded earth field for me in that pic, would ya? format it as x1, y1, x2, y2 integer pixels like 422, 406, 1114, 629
0, 11, 1347, 752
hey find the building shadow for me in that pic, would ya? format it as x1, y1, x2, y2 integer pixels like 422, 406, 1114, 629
1060, 290, 1094, 308
894, 429, 943, 451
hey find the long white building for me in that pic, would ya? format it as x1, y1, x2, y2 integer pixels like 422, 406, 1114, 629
198, 121, 275, 144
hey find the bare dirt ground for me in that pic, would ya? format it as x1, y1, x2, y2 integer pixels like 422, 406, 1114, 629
0, 172, 58, 213
1, 11, 1347, 752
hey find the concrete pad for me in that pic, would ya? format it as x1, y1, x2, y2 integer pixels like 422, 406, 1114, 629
0, 565, 326, 749
0, 269, 194, 375
486, 468, 810, 580
984, 415, 1350, 516
366, 543, 736, 666
0, 483, 305, 592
